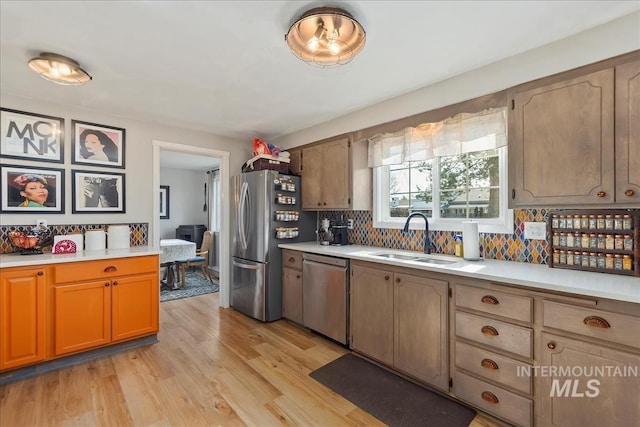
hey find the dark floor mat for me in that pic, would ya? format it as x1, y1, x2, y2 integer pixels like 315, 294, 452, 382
310, 353, 476, 427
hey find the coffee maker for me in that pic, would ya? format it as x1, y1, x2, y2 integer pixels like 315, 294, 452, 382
318, 218, 333, 245
330, 216, 349, 246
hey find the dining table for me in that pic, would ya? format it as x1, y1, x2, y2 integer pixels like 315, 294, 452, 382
160, 238, 197, 290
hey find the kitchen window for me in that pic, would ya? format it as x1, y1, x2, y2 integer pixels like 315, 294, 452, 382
369, 107, 513, 233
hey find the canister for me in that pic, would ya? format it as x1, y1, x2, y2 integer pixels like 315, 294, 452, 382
85, 230, 106, 251
107, 225, 131, 249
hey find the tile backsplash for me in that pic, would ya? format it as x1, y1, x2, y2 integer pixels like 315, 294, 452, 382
321, 209, 551, 264
0, 223, 148, 254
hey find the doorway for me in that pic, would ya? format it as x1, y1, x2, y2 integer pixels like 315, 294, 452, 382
152, 140, 231, 308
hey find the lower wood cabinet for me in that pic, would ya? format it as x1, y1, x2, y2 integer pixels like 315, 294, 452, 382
538, 332, 640, 427
0, 266, 47, 371
350, 261, 449, 391
282, 250, 303, 325
0, 254, 159, 372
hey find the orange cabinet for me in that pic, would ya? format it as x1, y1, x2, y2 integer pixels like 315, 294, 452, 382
0, 266, 47, 370
54, 256, 159, 356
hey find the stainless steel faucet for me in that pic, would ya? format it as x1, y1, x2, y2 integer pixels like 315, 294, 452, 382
402, 212, 431, 254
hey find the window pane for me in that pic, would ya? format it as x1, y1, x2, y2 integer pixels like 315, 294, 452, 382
389, 193, 411, 218
410, 162, 431, 192
389, 168, 410, 193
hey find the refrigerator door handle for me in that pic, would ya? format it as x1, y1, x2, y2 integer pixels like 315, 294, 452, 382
233, 259, 261, 270
238, 181, 249, 250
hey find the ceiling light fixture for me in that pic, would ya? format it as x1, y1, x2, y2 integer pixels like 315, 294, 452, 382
28, 52, 92, 86
285, 6, 366, 68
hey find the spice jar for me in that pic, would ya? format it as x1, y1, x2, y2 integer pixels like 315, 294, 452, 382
596, 214, 605, 230
552, 216, 559, 229
614, 254, 623, 270
552, 250, 560, 265
605, 234, 615, 250
605, 253, 614, 269
559, 232, 567, 247
559, 215, 567, 229
581, 252, 590, 267
559, 250, 567, 264
614, 235, 624, 250
589, 233, 597, 249
581, 233, 590, 249
623, 235, 633, 251
605, 214, 614, 230
573, 215, 582, 229
597, 253, 606, 269
567, 251, 575, 266
552, 233, 560, 247
623, 255, 633, 271
597, 234, 606, 249
581, 215, 589, 229
588, 215, 597, 229
567, 233, 575, 248
622, 214, 632, 230
589, 252, 597, 268
614, 214, 623, 230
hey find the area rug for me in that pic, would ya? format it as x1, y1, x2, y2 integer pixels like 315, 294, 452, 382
310, 353, 476, 427
160, 270, 219, 302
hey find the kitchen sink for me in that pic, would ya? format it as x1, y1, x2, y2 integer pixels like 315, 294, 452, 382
373, 252, 459, 265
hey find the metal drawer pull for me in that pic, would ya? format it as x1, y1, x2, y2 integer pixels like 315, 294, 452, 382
481, 358, 499, 370
384, 275, 390, 280
37, 271, 44, 276
105, 282, 110, 287
597, 191, 606, 198
481, 295, 499, 305
289, 257, 295, 262
396, 277, 401, 283
481, 391, 499, 404
547, 342, 556, 350
113, 281, 118, 286
481, 325, 499, 336
625, 189, 635, 196
583, 316, 610, 329
104, 266, 117, 273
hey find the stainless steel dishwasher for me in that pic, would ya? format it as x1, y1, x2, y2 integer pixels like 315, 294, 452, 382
302, 253, 349, 345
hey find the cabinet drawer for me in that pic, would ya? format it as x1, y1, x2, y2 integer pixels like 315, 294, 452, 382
454, 371, 532, 427
456, 311, 533, 358
456, 284, 533, 323
455, 341, 532, 395
543, 300, 640, 349
282, 250, 303, 270
54, 256, 158, 284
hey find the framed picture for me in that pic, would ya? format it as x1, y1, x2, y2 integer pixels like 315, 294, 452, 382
72, 170, 126, 213
160, 185, 170, 219
71, 120, 125, 169
0, 108, 64, 163
1, 164, 65, 213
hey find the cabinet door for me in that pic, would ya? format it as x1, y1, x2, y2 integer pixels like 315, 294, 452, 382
350, 264, 393, 366
111, 274, 159, 342
322, 137, 350, 209
55, 280, 111, 355
538, 332, 640, 426
282, 267, 303, 324
0, 268, 46, 370
301, 145, 324, 209
394, 273, 449, 390
615, 59, 640, 203
509, 68, 615, 206
288, 148, 302, 176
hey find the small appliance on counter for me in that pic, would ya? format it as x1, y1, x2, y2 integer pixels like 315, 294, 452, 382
330, 216, 349, 246
318, 218, 333, 245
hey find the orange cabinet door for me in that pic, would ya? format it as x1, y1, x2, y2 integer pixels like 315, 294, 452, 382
54, 280, 111, 356
111, 273, 159, 342
0, 268, 46, 370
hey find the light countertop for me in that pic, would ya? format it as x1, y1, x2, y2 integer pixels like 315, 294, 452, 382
279, 242, 640, 304
0, 246, 162, 268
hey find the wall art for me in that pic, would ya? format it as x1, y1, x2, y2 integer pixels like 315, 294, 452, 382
160, 185, 170, 219
72, 120, 125, 169
0, 108, 64, 163
72, 170, 126, 213
1, 164, 65, 213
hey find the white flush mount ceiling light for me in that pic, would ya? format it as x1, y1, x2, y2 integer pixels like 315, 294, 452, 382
285, 6, 366, 67
28, 52, 92, 85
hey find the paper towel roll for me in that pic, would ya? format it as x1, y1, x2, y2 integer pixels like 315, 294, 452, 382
462, 221, 480, 260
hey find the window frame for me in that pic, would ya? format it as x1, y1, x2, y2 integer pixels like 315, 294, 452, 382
373, 146, 513, 234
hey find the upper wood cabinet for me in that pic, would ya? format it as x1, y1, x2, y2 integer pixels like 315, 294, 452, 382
615, 59, 640, 203
287, 148, 302, 176
508, 52, 639, 207
301, 135, 371, 210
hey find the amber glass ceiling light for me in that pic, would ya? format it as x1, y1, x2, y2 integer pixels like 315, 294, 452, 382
285, 6, 366, 67
28, 52, 92, 85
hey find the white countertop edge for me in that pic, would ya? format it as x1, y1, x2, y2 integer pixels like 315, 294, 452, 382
0, 246, 162, 268
279, 242, 640, 304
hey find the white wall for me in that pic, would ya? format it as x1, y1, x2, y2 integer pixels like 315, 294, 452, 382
159, 167, 208, 239
274, 12, 640, 149
0, 94, 250, 229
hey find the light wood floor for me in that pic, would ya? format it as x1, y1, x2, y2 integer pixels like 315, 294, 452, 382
0, 293, 500, 426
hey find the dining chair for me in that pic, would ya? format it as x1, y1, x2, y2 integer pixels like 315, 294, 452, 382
175, 230, 215, 288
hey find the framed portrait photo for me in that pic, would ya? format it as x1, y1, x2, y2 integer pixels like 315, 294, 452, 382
160, 185, 170, 219
0, 108, 64, 163
1, 164, 65, 213
72, 120, 125, 169
72, 170, 126, 213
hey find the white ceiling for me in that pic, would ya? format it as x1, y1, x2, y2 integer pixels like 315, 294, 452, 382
1, 1, 638, 145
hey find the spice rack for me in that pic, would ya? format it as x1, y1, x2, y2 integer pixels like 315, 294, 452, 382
547, 210, 639, 276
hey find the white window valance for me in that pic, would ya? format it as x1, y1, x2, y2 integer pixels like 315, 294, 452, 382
367, 107, 507, 167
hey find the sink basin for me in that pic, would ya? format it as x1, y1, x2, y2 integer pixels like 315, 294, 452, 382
373, 252, 459, 265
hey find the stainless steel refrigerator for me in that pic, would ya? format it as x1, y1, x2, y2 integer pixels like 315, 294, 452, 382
231, 170, 315, 321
